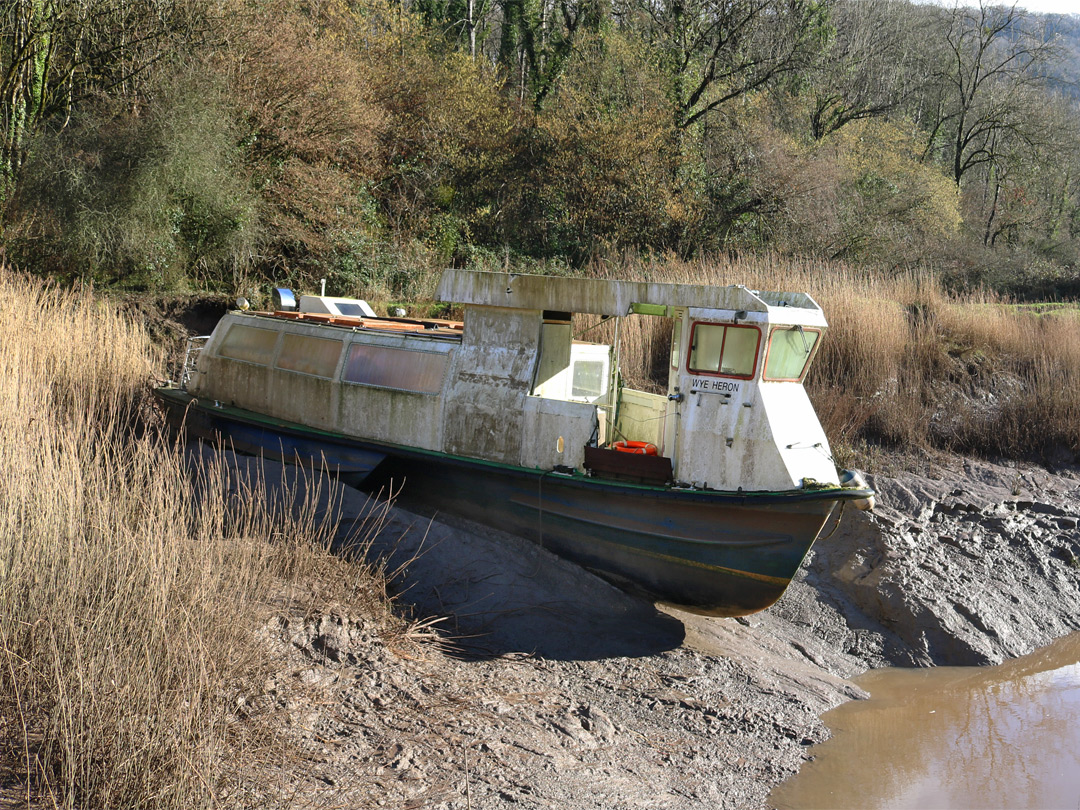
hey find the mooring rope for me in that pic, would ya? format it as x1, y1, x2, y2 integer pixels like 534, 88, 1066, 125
817, 500, 847, 542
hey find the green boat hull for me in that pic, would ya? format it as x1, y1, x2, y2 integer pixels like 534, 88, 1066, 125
156, 387, 866, 616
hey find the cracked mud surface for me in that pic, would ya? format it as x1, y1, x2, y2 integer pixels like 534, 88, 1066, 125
228, 453, 1080, 809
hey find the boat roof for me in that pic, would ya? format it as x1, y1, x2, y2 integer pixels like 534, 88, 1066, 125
248, 310, 464, 337
436, 269, 822, 318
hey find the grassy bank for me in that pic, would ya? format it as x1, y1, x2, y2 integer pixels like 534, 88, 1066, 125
0, 269, 400, 808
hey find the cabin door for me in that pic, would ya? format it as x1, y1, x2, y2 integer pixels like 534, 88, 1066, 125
663, 312, 687, 473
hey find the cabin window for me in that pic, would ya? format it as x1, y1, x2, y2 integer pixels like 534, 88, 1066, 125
276, 333, 343, 378
687, 323, 760, 378
763, 326, 820, 381
343, 344, 449, 394
571, 360, 605, 399
218, 324, 279, 365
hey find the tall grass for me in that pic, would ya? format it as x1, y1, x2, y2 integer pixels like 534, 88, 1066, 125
585, 253, 1080, 462
0, 269, 395, 808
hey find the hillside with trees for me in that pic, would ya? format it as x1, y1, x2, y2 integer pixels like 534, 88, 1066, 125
1, 0, 1078, 300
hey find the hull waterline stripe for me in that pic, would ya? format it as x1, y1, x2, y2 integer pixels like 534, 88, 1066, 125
558, 527, 793, 587
509, 494, 798, 548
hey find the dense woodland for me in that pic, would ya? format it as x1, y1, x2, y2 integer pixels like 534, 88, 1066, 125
1, 0, 1079, 300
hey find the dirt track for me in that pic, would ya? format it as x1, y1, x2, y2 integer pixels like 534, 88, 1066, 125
223, 451, 1080, 809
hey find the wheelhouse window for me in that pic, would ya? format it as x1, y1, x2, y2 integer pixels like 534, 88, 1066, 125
687, 323, 760, 378
342, 344, 450, 394
276, 333, 343, 378
218, 324, 279, 365
763, 326, 820, 381
670, 320, 682, 370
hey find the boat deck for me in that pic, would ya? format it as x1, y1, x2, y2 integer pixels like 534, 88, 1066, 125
266, 310, 465, 337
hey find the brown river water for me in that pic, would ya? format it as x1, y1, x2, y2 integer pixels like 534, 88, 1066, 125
770, 633, 1080, 810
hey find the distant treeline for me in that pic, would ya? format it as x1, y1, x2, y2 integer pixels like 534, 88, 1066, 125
2, 0, 1078, 298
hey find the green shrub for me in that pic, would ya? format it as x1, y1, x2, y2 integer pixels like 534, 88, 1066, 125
8, 70, 257, 291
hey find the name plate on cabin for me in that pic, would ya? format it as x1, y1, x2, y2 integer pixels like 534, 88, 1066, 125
688, 377, 744, 396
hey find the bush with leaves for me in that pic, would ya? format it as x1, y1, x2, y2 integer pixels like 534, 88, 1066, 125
497, 30, 683, 260
8, 73, 257, 290
224, 0, 386, 282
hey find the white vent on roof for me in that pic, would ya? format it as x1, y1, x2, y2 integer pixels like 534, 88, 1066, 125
299, 295, 377, 318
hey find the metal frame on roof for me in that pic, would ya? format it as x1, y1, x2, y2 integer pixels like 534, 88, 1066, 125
436, 270, 822, 318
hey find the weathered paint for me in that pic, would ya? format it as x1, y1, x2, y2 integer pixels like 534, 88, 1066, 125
666, 308, 836, 492
190, 312, 455, 454
442, 306, 541, 464
437, 269, 826, 323
520, 396, 596, 470
159, 269, 873, 615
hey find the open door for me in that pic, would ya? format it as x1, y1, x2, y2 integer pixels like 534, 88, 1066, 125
663, 311, 686, 474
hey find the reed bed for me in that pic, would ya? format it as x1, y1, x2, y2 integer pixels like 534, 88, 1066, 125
0, 269, 395, 809
586, 253, 1080, 463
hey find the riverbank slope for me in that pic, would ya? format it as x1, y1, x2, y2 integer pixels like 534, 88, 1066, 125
235, 450, 1080, 809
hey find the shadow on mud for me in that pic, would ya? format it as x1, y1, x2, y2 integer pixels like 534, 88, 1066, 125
340, 495, 686, 662
198, 448, 685, 662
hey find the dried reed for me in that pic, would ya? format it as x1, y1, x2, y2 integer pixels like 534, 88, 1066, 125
0, 269, 396, 809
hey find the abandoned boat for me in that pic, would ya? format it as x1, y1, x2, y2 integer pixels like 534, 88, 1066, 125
155, 270, 874, 616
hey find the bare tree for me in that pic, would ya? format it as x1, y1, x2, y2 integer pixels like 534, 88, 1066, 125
0, 0, 210, 199
967, 87, 1080, 247
629, 0, 827, 129
920, 0, 1058, 187
805, 0, 928, 140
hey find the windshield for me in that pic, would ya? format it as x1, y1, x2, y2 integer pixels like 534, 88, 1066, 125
763, 326, 820, 381
688, 323, 760, 378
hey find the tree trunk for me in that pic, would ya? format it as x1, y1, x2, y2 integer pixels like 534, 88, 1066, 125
467, 0, 476, 59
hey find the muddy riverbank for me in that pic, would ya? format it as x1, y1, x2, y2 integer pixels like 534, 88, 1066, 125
225, 450, 1080, 809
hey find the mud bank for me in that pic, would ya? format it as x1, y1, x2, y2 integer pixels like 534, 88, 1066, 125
231, 452, 1080, 809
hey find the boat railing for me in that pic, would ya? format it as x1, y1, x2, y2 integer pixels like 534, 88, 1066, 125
180, 336, 211, 390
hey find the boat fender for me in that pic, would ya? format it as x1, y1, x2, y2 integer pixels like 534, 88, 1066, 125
613, 440, 658, 456
840, 469, 875, 511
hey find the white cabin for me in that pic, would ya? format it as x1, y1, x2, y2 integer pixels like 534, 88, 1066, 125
434, 270, 838, 492
188, 270, 838, 494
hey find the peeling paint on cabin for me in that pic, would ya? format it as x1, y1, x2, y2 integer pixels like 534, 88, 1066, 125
442, 307, 542, 465
191, 271, 839, 495
520, 396, 596, 470
192, 313, 453, 452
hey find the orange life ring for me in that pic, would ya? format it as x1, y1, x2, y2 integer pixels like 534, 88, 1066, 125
613, 440, 658, 456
